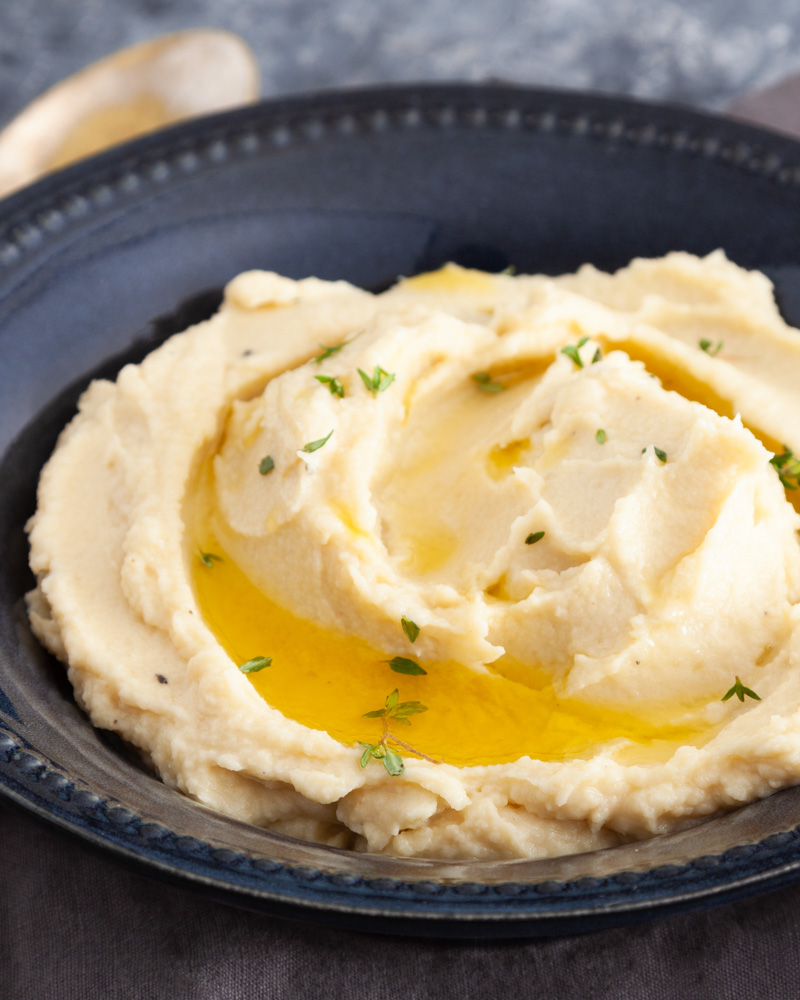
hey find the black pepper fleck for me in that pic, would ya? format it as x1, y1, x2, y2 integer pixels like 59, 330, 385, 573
156, 674, 168, 685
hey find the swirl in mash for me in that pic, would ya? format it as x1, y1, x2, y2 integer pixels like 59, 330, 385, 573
215, 270, 800, 712
26, 251, 800, 860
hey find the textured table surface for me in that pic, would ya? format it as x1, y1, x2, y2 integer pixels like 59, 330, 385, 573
3, 0, 800, 127
4, 3, 800, 998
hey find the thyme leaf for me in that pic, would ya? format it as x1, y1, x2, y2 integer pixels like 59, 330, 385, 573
301, 429, 334, 453
313, 341, 348, 364
358, 365, 396, 395
401, 617, 420, 643
314, 374, 345, 397
359, 689, 436, 775
472, 371, 505, 393
770, 445, 800, 489
239, 656, 272, 673
381, 748, 404, 776
560, 345, 583, 368
525, 531, 545, 545
642, 445, 667, 463
721, 676, 761, 703
385, 656, 427, 676
259, 455, 275, 475
560, 336, 589, 369
199, 550, 222, 568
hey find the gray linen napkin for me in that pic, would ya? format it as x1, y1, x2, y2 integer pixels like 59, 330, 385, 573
5, 79, 800, 1000
2, 794, 800, 999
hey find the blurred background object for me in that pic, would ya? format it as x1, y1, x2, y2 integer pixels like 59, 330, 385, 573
728, 70, 800, 135
0, 29, 259, 198
2, 0, 800, 123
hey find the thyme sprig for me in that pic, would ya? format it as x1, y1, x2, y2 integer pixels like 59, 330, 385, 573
314, 374, 345, 398
560, 335, 589, 369
313, 341, 349, 364
358, 365, 395, 395
359, 689, 437, 775
721, 676, 761, 703
770, 445, 800, 489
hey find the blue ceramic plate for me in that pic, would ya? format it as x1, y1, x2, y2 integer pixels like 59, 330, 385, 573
4, 83, 800, 939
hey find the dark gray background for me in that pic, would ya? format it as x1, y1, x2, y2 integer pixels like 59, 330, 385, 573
3, 2, 800, 997
3, 0, 800, 126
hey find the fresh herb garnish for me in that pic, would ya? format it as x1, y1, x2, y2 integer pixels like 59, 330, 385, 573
699, 339, 723, 356
363, 689, 428, 723
401, 617, 420, 643
358, 365, 395, 395
358, 742, 404, 775
770, 445, 800, 489
592, 347, 602, 364
359, 689, 437, 775
239, 656, 273, 673
259, 455, 275, 475
314, 374, 345, 398
721, 676, 761, 703
313, 341, 348, 364
301, 430, 334, 453
642, 445, 667, 463
525, 531, 545, 545
596, 429, 606, 444
500, 264, 517, 276
199, 550, 222, 568
385, 656, 426, 676
560, 336, 590, 369
472, 371, 505, 393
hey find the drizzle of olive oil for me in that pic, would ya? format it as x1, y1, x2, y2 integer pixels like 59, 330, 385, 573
611, 340, 736, 418
377, 360, 545, 575
487, 439, 530, 479
192, 536, 714, 767
613, 339, 800, 511
398, 520, 460, 575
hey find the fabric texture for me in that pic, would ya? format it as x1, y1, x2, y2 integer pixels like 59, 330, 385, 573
5, 83, 800, 1000
3, 795, 800, 1000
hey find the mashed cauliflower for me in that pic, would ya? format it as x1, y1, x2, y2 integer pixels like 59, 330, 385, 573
25, 251, 800, 860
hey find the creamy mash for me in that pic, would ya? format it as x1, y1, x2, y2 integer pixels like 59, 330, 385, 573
25, 251, 800, 860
